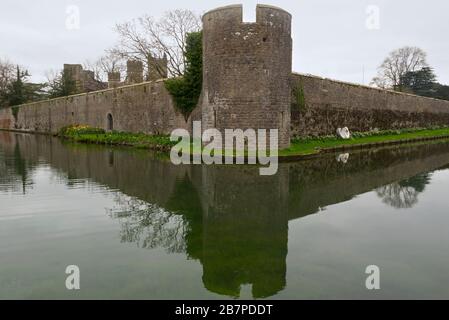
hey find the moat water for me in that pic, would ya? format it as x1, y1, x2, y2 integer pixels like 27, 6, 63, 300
1, 131, 449, 299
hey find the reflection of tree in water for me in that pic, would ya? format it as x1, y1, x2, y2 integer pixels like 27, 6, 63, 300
107, 173, 204, 256
0, 143, 33, 194
107, 194, 187, 254
106, 171, 287, 299
376, 173, 431, 209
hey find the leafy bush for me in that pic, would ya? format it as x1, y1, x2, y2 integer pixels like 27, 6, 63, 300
58, 125, 176, 151
11, 106, 19, 121
59, 125, 105, 136
165, 31, 202, 118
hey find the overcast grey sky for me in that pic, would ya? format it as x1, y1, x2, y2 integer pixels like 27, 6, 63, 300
1, 0, 448, 85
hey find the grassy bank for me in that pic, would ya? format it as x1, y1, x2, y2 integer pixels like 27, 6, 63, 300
58, 125, 449, 157
58, 125, 175, 152
282, 127, 449, 156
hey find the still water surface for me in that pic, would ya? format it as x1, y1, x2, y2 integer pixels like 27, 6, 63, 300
1, 132, 449, 299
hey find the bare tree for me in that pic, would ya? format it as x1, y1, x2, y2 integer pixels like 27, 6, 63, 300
0, 58, 15, 94
112, 9, 201, 78
371, 46, 429, 89
107, 194, 188, 253
83, 53, 126, 82
376, 183, 418, 209
44, 69, 60, 87
97, 53, 126, 78
83, 59, 104, 82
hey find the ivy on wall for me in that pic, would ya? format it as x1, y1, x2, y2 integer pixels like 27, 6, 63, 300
165, 31, 203, 119
292, 79, 306, 112
11, 106, 19, 121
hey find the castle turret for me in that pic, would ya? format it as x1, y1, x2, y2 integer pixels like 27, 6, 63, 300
126, 60, 144, 84
63, 64, 84, 92
148, 54, 168, 81
63, 64, 106, 92
201, 4, 292, 148
108, 72, 121, 89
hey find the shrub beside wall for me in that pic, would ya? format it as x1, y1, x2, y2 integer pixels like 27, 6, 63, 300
165, 31, 203, 119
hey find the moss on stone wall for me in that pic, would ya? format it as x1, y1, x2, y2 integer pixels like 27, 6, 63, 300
292, 80, 306, 112
11, 106, 19, 121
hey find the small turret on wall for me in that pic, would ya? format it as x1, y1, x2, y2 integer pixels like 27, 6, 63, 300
108, 72, 121, 89
82, 70, 107, 92
126, 60, 144, 84
148, 54, 168, 81
63, 64, 84, 92
63, 64, 107, 92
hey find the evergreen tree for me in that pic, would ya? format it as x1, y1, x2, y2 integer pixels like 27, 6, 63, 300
164, 31, 203, 118
400, 67, 437, 96
47, 69, 78, 98
434, 84, 449, 101
400, 67, 449, 101
4, 66, 29, 106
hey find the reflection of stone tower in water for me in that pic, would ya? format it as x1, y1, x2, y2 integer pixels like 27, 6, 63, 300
198, 165, 289, 298
201, 5, 293, 148
141, 163, 289, 298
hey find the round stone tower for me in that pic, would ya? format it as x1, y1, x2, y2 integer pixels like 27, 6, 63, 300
201, 4, 292, 148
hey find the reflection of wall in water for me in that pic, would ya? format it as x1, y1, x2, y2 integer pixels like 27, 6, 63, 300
5, 134, 449, 217
3, 133, 449, 298
0, 132, 33, 193
286, 144, 449, 217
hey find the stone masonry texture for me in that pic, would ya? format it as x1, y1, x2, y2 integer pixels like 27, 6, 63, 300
201, 4, 292, 149
1, 4, 449, 145
291, 73, 449, 138
3, 81, 189, 135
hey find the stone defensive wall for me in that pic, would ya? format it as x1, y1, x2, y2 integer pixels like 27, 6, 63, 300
0, 80, 188, 135
2, 72, 449, 141
0, 108, 13, 130
2, 3, 449, 143
292, 73, 449, 137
